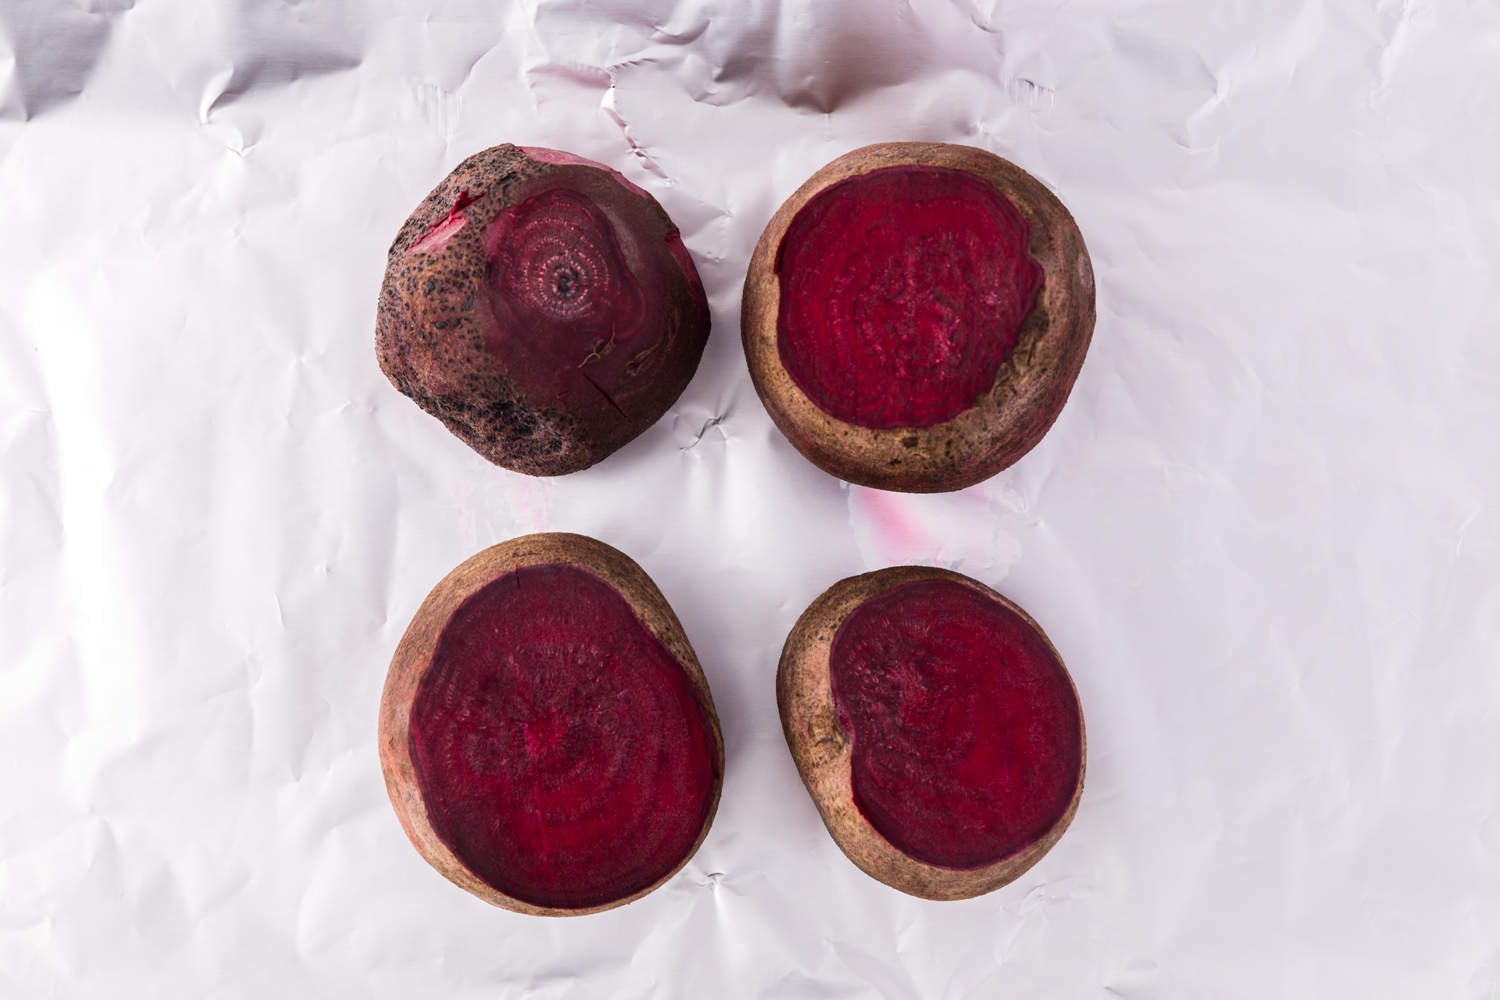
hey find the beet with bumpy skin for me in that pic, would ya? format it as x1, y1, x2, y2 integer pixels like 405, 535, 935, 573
778, 566, 1084, 900
377, 145, 710, 476
379, 533, 724, 915
742, 142, 1095, 492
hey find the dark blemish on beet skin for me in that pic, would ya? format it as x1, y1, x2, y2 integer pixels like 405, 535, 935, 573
775, 165, 1043, 430
829, 578, 1082, 870
408, 563, 719, 910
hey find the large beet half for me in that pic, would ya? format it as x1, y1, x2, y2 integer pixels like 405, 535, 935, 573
778, 566, 1084, 900
379, 533, 724, 915
377, 145, 710, 476
743, 142, 1095, 492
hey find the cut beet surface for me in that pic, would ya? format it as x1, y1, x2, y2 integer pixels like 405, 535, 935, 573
483, 188, 652, 411
406, 563, 719, 911
829, 579, 1082, 870
774, 165, 1043, 430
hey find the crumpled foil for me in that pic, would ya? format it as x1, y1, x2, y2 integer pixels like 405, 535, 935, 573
3, 0, 1499, 996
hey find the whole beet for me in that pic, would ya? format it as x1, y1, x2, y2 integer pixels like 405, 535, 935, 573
377, 145, 710, 476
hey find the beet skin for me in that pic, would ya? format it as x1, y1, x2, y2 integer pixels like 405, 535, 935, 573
377, 145, 710, 476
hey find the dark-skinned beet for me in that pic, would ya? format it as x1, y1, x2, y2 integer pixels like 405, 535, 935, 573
778, 566, 1084, 900
377, 145, 710, 476
742, 142, 1095, 492
378, 533, 724, 915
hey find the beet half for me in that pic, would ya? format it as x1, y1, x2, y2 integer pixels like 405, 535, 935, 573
742, 142, 1095, 492
377, 145, 710, 476
778, 566, 1084, 900
378, 533, 724, 915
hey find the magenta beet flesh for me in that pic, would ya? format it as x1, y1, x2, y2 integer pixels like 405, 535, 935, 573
407, 564, 719, 910
829, 579, 1082, 869
774, 165, 1043, 429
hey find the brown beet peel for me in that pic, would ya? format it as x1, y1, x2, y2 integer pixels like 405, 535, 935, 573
379, 533, 724, 915
778, 566, 1084, 900
743, 142, 1095, 492
377, 145, 710, 476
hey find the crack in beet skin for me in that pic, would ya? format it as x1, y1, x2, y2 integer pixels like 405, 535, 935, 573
407, 189, 485, 256
829, 579, 1081, 870
407, 564, 718, 909
775, 166, 1044, 429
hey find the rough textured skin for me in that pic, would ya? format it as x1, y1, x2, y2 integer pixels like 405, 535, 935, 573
379, 533, 725, 916
742, 142, 1096, 493
376, 145, 710, 476
777, 566, 1085, 901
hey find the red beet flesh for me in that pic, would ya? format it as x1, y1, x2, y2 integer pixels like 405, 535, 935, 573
483, 189, 655, 409
829, 579, 1082, 870
774, 165, 1043, 429
407, 564, 719, 910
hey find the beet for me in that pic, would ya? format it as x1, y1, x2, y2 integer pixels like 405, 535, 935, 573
778, 566, 1084, 900
743, 142, 1095, 492
379, 534, 724, 915
376, 145, 710, 476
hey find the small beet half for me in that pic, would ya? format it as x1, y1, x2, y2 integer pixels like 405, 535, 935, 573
379, 533, 723, 915
743, 142, 1095, 492
377, 145, 710, 476
778, 566, 1084, 899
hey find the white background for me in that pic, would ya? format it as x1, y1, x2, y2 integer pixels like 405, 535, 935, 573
2, 1, 1498, 996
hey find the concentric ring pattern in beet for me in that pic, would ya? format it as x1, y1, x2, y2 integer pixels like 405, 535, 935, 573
407, 563, 719, 910
829, 578, 1082, 870
774, 165, 1043, 429
483, 188, 651, 402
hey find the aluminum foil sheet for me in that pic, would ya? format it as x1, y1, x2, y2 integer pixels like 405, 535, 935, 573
3, 0, 1499, 996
